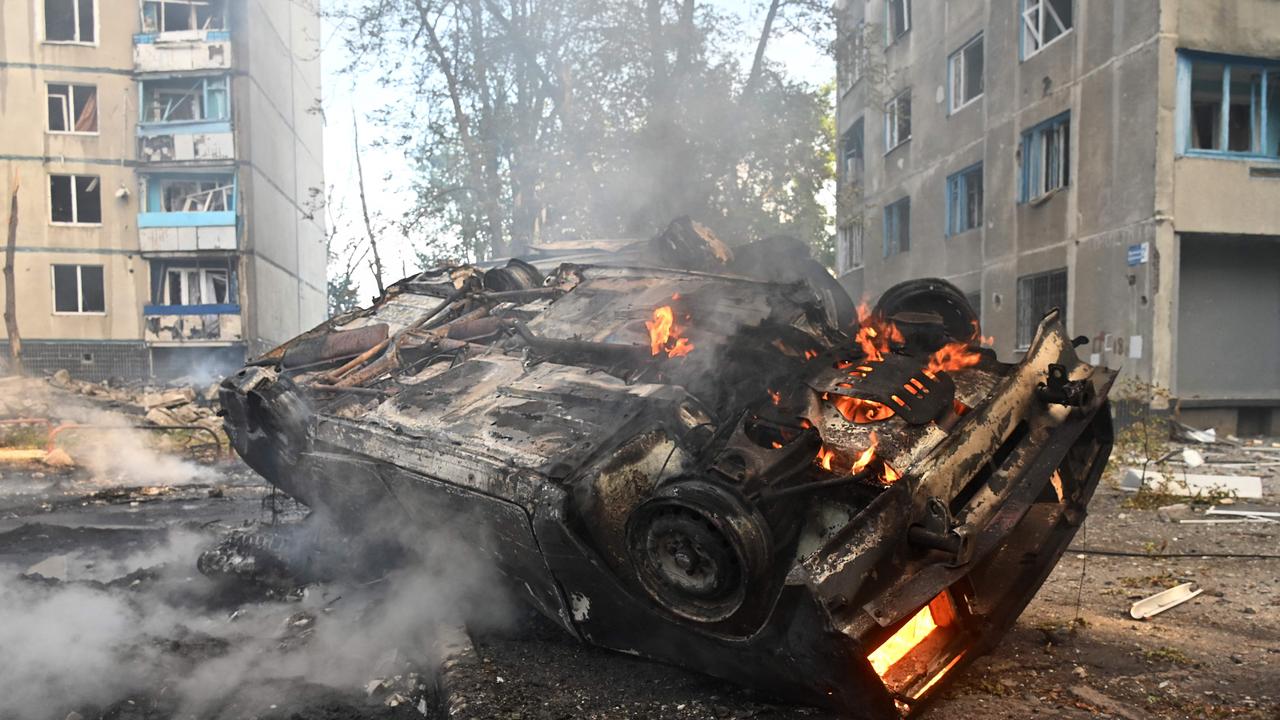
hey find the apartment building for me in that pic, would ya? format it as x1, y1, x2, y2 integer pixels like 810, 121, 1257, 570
0, 0, 326, 381
834, 0, 1280, 436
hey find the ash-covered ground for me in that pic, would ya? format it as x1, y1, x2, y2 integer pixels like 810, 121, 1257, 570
1, 379, 1277, 720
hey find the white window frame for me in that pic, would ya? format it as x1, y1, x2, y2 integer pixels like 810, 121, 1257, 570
886, 0, 911, 45
948, 34, 984, 114
162, 267, 230, 306
839, 22, 865, 95
46, 83, 98, 135
1021, 0, 1072, 60
42, 0, 98, 46
837, 222, 864, 272
48, 174, 102, 226
884, 90, 911, 153
50, 264, 106, 315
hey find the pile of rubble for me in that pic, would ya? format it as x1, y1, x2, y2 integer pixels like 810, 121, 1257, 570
45, 368, 224, 435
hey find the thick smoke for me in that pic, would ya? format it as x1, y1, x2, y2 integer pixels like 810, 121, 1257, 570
0, 519, 511, 720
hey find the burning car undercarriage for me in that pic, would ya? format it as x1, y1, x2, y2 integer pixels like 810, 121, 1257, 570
217, 221, 1116, 719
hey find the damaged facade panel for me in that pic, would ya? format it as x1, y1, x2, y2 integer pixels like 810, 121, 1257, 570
135, 0, 231, 73
218, 222, 1115, 718
137, 173, 237, 253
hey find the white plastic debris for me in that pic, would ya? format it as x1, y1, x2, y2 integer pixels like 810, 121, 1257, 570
1130, 582, 1203, 619
1181, 447, 1204, 468
1120, 467, 1263, 499
25, 554, 70, 580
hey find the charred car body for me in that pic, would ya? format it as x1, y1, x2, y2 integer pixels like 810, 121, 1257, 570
218, 221, 1115, 718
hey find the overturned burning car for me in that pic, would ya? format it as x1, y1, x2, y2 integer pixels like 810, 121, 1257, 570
218, 220, 1115, 718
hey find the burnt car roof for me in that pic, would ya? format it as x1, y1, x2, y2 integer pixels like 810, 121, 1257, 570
218, 226, 1116, 719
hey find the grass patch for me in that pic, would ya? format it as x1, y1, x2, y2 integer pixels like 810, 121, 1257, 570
1142, 646, 1193, 665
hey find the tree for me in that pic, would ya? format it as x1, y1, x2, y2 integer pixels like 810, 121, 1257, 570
4, 173, 21, 375
333, 0, 835, 265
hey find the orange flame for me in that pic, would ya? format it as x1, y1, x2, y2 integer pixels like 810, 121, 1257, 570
831, 396, 896, 423
646, 302, 694, 358
851, 433, 878, 474
924, 341, 983, 376
768, 389, 782, 406
867, 602, 939, 676
853, 303, 904, 362
815, 446, 836, 471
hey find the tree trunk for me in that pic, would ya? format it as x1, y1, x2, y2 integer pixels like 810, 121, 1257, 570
351, 111, 386, 295
744, 0, 781, 97
3, 176, 22, 375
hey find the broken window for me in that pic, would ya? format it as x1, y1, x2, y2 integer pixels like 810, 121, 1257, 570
163, 180, 231, 212
52, 264, 105, 313
44, 0, 95, 43
1020, 112, 1070, 202
946, 164, 983, 236
1181, 52, 1280, 158
949, 35, 984, 113
46, 83, 98, 133
837, 221, 864, 272
141, 76, 230, 123
141, 0, 228, 33
49, 174, 102, 224
165, 268, 229, 305
842, 118, 864, 183
883, 197, 910, 258
1021, 0, 1072, 58
1016, 269, 1067, 350
838, 21, 864, 94
886, 0, 910, 43
884, 90, 911, 152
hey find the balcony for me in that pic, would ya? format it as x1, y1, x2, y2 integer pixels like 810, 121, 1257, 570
134, 30, 231, 73
137, 175, 237, 253
143, 304, 242, 344
139, 121, 234, 163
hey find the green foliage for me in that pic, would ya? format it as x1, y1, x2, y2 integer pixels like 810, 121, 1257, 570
334, 0, 836, 265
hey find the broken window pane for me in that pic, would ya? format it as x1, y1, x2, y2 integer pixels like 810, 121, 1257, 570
47, 84, 69, 132
72, 85, 97, 132
79, 265, 105, 312
208, 270, 229, 303
883, 197, 910, 257
158, 179, 233, 212
886, 92, 911, 150
1228, 67, 1257, 153
50, 175, 74, 222
167, 270, 184, 304
842, 118, 864, 182
52, 265, 80, 312
75, 176, 102, 223
1189, 61, 1225, 150
1022, 0, 1073, 57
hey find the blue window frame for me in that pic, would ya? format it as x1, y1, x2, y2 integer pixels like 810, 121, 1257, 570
946, 163, 983, 236
139, 75, 230, 125
1176, 50, 1280, 160
948, 34, 984, 114
1019, 112, 1070, 203
883, 197, 910, 257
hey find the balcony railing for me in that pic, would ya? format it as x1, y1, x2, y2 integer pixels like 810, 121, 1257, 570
143, 303, 242, 344
134, 30, 231, 73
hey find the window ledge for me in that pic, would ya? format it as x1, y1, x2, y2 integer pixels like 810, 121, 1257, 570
949, 94, 983, 116
46, 131, 100, 137
49, 222, 103, 228
42, 40, 98, 47
52, 312, 107, 317
1022, 28, 1073, 62
1179, 150, 1280, 164
884, 138, 912, 157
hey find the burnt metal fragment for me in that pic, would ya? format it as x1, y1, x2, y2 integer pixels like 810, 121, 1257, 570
216, 236, 1115, 719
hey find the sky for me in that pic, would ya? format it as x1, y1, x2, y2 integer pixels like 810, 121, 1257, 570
319, 0, 835, 301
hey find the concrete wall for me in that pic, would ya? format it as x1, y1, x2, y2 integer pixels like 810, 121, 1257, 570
233, 0, 326, 353
835, 0, 1163, 378
0, 0, 146, 344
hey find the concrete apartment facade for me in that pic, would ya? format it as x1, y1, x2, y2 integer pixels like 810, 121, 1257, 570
834, 0, 1280, 436
0, 0, 326, 381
